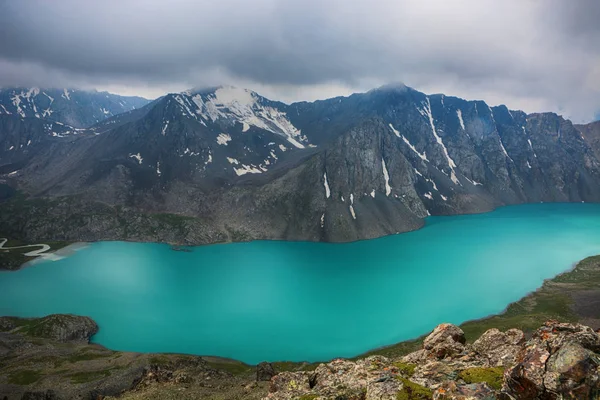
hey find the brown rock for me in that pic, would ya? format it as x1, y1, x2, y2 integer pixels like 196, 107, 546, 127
366, 378, 401, 400
268, 371, 311, 395
543, 341, 600, 398
257, 361, 276, 381
472, 328, 525, 367
424, 324, 467, 350
502, 342, 550, 399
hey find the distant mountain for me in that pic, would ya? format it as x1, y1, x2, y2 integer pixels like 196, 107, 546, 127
0, 88, 150, 128
1, 84, 600, 244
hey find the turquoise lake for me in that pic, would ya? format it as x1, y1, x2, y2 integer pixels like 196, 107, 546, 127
1, 203, 600, 364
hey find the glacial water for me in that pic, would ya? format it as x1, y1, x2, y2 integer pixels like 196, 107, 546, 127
1, 203, 600, 364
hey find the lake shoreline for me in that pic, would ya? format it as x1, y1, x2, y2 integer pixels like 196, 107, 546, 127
2, 203, 600, 364
1, 254, 599, 399
2, 202, 598, 273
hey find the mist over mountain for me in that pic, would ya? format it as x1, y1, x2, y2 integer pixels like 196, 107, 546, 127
0, 87, 150, 128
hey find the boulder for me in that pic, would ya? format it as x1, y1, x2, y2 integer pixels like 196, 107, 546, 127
472, 328, 525, 367
256, 362, 276, 381
502, 341, 550, 398
543, 341, 600, 398
366, 378, 401, 400
424, 324, 467, 350
268, 371, 311, 396
422, 324, 467, 360
502, 321, 600, 399
17, 314, 98, 342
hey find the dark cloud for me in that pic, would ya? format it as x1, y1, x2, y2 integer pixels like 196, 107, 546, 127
0, 0, 599, 122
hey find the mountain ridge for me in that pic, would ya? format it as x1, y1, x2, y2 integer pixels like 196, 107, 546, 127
0, 87, 151, 128
1, 83, 600, 245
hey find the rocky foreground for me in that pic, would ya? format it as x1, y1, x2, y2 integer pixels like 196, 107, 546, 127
267, 320, 600, 400
2, 316, 600, 399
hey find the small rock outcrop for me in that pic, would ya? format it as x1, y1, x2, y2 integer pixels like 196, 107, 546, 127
257, 362, 276, 381
503, 320, 600, 399
264, 321, 600, 400
2, 314, 98, 342
472, 328, 525, 367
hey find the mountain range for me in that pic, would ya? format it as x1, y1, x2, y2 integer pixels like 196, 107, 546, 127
0, 88, 150, 128
1, 84, 600, 245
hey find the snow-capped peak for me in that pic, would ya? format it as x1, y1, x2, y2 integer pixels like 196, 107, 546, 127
177, 86, 310, 149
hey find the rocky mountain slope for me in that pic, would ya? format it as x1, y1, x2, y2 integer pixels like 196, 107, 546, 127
0, 87, 150, 128
1, 84, 600, 245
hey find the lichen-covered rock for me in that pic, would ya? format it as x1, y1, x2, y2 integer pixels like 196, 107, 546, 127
534, 320, 600, 353
543, 341, 600, 398
433, 381, 498, 399
422, 324, 467, 360
424, 324, 467, 351
502, 320, 600, 399
366, 378, 401, 400
472, 328, 525, 367
502, 341, 550, 398
257, 362, 276, 381
268, 371, 311, 397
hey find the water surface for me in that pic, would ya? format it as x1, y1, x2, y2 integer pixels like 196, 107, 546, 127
1, 203, 600, 364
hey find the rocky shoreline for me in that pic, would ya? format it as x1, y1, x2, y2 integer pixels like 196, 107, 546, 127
1, 255, 600, 399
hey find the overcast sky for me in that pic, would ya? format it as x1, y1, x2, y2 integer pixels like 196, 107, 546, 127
0, 0, 599, 122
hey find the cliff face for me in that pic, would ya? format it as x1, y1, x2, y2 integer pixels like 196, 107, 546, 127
266, 321, 600, 400
1, 85, 600, 245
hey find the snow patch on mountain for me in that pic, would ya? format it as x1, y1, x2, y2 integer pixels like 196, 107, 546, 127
388, 123, 401, 138
129, 153, 143, 165
234, 164, 263, 176
419, 97, 460, 185
217, 133, 232, 145
457, 109, 465, 130
186, 86, 309, 149
323, 173, 331, 198
382, 159, 391, 196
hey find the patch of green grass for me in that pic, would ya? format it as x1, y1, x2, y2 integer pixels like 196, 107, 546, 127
67, 351, 112, 363
272, 361, 319, 372
68, 370, 111, 384
149, 355, 171, 366
394, 362, 416, 377
7, 370, 42, 385
357, 337, 423, 359
458, 367, 504, 390
205, 360, 252, 375
396, 378, 433, 400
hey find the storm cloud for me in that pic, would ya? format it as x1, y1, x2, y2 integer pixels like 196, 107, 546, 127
0, 0, 599, 122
